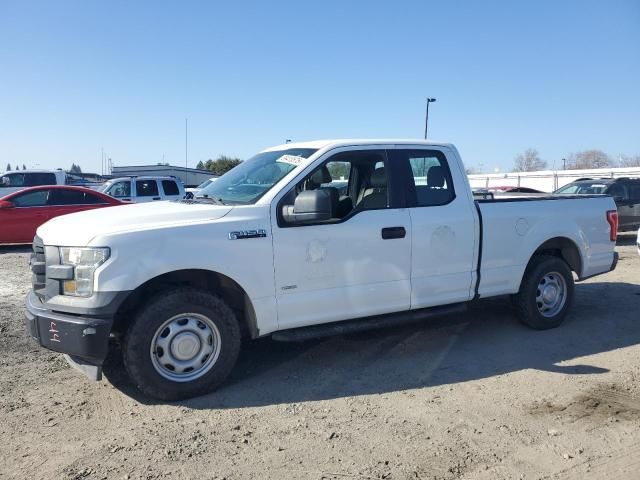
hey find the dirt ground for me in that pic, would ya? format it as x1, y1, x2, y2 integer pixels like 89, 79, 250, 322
1, 236, 639, 480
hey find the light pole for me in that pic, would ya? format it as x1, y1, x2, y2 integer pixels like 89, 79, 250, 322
424, 98, 436, 139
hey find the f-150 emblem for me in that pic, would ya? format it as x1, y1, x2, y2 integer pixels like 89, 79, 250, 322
228, 229, 267, 240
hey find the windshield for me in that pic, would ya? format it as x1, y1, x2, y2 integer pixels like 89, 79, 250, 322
555, 182, 609, 194
198, 148, 317, 204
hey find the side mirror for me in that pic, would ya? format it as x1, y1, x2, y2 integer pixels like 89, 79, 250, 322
613, 196, 624, 203
0, 200, 14, 209
0, 177, 9, 186
282, 190, 332, 224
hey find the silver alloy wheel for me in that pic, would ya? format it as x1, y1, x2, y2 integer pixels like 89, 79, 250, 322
535, 271, 567, 318
150, 313, 222, 382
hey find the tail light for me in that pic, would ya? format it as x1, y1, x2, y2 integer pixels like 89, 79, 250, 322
606, 210, 618, 242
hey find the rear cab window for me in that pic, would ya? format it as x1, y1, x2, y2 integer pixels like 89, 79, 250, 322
161, 180, 180, 196
388, 149, 455, 207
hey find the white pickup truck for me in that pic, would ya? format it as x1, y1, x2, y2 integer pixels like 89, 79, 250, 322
25, 140, 619, 400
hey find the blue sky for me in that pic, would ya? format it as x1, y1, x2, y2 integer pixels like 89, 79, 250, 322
1, 0, 639, 173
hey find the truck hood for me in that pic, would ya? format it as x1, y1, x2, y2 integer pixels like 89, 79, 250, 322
37, 201, 233, 246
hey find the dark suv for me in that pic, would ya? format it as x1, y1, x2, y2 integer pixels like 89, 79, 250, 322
555, 177, 640, 231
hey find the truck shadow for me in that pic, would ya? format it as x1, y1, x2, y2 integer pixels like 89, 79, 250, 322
104, 281, 640, 408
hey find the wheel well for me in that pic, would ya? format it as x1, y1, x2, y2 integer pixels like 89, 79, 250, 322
112, 269, 258, 339
527, 237, 582, 276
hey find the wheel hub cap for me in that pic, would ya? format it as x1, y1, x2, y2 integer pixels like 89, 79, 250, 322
149, 313, 222, 382
542, 284, 558, 304
170, 332, 201, 361
535, 272, 567, 318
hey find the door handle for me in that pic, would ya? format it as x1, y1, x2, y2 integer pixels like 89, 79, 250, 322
381, 226, 406, 239
152, 197, 161, 200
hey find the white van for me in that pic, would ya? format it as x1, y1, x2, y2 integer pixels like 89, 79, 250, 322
0, 170, 67, 196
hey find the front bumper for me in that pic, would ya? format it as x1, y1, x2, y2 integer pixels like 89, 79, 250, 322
25, 290, 113, 380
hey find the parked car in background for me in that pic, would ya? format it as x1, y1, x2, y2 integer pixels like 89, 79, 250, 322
0, 186, 124, 244
185, 177, 218, 198
99, 176, 185, 202
487, 186, 545, 193
0, 169, 67, 196
554, 178, 640, 231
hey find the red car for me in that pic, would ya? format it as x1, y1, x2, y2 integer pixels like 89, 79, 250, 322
0, 185, 124, 244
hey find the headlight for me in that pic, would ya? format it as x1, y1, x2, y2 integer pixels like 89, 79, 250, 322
59, 247, 110, 297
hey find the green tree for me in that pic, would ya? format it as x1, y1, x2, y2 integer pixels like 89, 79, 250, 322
69, 163, 82, 174
202, 155, 242, 175
22, 164, 26, 170
196, 160, 205, 170
5, 164, 11, 171
15, 164, 19, 171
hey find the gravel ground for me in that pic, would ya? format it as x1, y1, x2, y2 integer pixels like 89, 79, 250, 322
1, 236, 639, 480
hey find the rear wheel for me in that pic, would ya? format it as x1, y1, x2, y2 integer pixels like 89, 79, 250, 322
513, 255, 574, 330
123, 288, 241, 401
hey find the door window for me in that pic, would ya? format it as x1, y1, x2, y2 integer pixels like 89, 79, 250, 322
12, 190, 50, 207
162, 180, 180, 196
628, 185, 640, 202
389, 149, 455, 207
607, 184, 625, 200
106, 181, 131, 198
25, 172, 57, 186
3, 173, 25, 187
49, 189, 89, 205
279, 150, 389, 226
136, 180, 159, 197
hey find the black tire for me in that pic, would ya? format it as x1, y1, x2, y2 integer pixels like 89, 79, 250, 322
122, 288, 241, 401
513, 255, 574, 330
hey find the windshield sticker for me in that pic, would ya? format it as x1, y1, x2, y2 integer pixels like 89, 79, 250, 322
276, 155, 305, 166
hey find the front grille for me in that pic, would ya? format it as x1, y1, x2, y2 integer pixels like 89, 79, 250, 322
31, 236, 47, 299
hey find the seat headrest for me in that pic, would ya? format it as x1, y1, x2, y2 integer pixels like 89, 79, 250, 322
310, 166, 333, 186
369, 167, 386, 188
427, 166, 445, 188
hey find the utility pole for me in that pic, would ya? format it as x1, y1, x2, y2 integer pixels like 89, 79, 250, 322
424, 98, 436, 139
185, 118, 188, 187
562, 158, 566, 170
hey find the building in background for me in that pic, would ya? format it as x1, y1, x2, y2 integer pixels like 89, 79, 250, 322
110, 164, 217, 187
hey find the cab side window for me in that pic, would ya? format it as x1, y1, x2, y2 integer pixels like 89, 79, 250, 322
628, 184, 640, 202
162, 180, 180, 196
279, 150, 389, 226
389, 149, 455, 207
3, 173, 25, 187
107, 181, 131, 198
26, 172, 57, 186
136, 180, 159, 197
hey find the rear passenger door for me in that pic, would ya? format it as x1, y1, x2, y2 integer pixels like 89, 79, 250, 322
388, 147, 477, 308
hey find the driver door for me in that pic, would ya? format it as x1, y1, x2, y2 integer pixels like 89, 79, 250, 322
270, 147, 412, 330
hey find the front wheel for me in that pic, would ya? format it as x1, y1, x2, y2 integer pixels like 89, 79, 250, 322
513, 255, 574, 330
123, 288, 241, 401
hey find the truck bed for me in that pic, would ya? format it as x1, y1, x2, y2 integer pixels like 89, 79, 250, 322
474, 194, 616, 299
